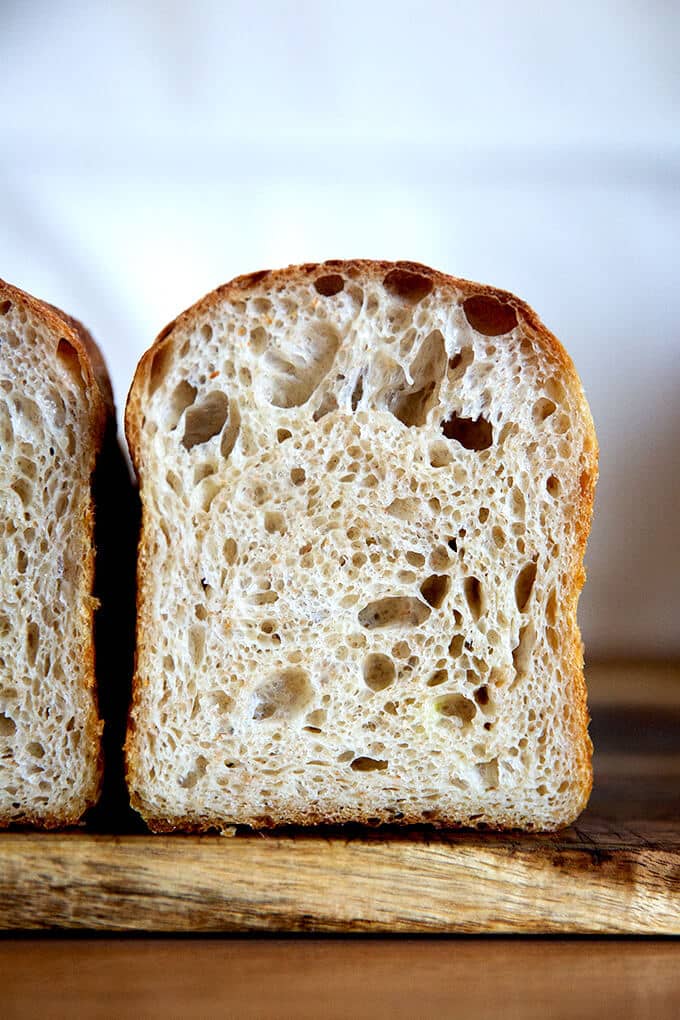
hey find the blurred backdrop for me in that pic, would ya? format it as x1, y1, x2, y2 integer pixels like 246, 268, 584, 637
0, 0, 678, 658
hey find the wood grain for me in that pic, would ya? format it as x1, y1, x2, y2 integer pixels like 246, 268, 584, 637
4, 939, 680, 1020
0, 663, 678, 934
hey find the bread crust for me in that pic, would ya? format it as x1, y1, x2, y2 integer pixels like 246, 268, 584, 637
126, 260, 598, 833
0, 278, 114, 829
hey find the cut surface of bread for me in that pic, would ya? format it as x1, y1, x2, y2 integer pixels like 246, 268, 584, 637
126, 260, 597, 832
0, 279, 112, 827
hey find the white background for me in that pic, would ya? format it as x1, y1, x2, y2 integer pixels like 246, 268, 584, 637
1, 0, 678, 657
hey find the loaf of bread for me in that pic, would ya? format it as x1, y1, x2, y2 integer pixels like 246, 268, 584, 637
0, 279, 113, 827
126, 260, 597, 832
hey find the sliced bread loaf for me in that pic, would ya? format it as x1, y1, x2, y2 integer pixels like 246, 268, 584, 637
0, 279, 113, 827
126, 260, 597, 832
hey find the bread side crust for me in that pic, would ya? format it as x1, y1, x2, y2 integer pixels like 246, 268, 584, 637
0, 278, 114, 828
125, 260, 598, 833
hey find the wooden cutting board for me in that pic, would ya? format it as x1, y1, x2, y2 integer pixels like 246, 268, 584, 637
1, 663, 678, 933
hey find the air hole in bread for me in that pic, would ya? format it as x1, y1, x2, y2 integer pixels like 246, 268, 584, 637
56, 338, 84, 389
386, 497, 419, 521
350, 756, 389, 772
277, 428, 292, 443
16, 459, 35, 485
26, 622, 39, 667
420, 574, 450, 609
0, 300, 12, 315
427, 669, 448, 687
164, 471, 181, 497
211, 691, 233, 714
264, 511, 286, 535
515, 561, 537, 611
389, 330, 446, 427
148, 342, 174, 395
188, 625, 205, 666
220, 399, 240, 459
168, 380, 197, 430
0, 712, 16, 737
498, 421, 519, 446
250, 325, 268, 354
179, 755, 208, 789
435, 693, 476, 731
463, 295, 517, 336
429, 441, 452, 468
383, 268, 433, 303
350, 372, 364, 411
429, 546, 452, 571
533, 397, 556, 422
473, 686, 494, 718
464, 576, 484, 620
251, 297, 272, 316
305, 708, 326, 729
358, 597, 430, 630
264, 322, 339, 408
253, 668, 312, 721
406, 551, 425, 568
363, 653, 396, 692
11, 478, 32, 507
448, 634, 464, 658
475, 757, 499, 789
182, 391, 229, 450
397, 569, 416, 584
512, 622, 535, 684
448, 345, 474, 376
442, 413, 493, 451
313, 391, 338, 421
545, 376, 566, 402
290, 467, 306, 485
27, 740, 45, 759
17, 549, 28, 574
554, 412, 570, 435
314, 274, 345, 297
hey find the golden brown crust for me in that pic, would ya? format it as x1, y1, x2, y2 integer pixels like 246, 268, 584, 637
126, 259, 598, 833
138, 807, 576, 836
0, 278, 114, 829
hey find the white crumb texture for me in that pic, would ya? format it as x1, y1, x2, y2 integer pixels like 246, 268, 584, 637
0, 295, 101, 824
128, 266, 595, 831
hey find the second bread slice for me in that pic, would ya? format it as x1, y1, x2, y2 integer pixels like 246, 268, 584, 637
126, 260, 597, 832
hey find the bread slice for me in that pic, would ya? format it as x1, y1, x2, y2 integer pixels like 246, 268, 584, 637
126, 260, 597, 832
0, 279, 113, 827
